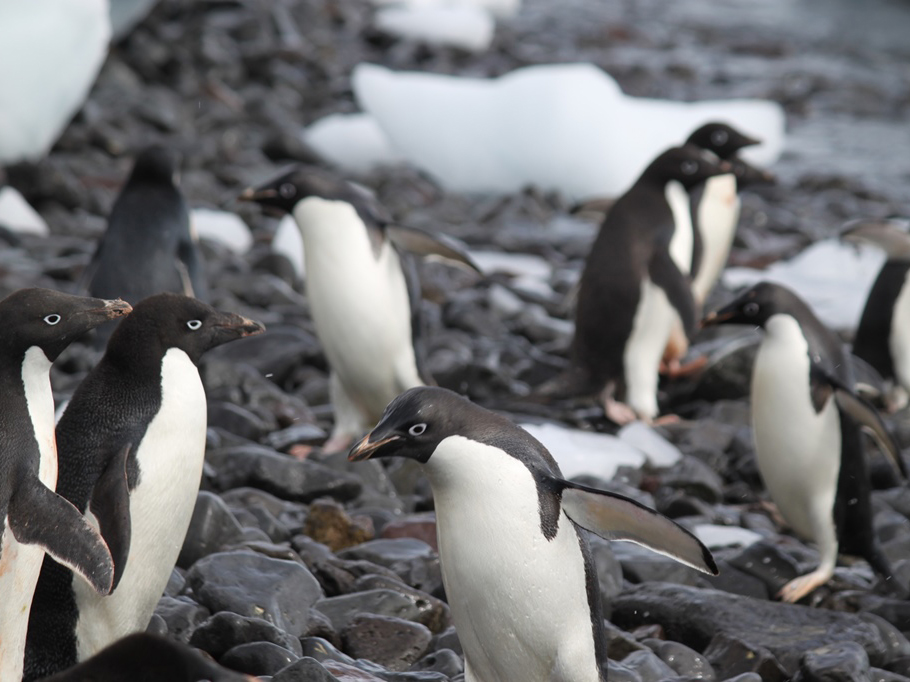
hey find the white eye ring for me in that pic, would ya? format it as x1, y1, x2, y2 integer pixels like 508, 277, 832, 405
44, 314, 61, 326
743, 302, 760, 316
187, 319, 202, 330
409, 423, 427, 437
681, 160, 699, 175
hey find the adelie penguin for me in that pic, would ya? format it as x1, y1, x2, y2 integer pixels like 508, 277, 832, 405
24, 293, 264, 680
0, 287, 131, 682
349, 387, 717, 682
704, 281, 906, 602
240, 165, 479, 452
82, 145, 207, 346
567, 144, 730, 424
842, 217, 910, 412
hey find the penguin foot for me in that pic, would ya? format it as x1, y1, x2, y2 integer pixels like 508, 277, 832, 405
777, 568, 833, 603
603, 398, 639, 425
653, 413, 682, 426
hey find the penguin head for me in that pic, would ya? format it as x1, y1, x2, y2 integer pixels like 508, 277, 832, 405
686, 122, 761, 160
730, 157, 776, 188
127, 145, 181, 187
645, 145, 732, 190
348, 386, 482, 464
702, 281, 804, 329
105, 293, 264, 365
0, 288, 131, 361
841, 217, 910, 261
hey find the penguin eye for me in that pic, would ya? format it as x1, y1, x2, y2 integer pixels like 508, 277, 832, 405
408, 423, 427, 437
681, 160, 699, 175
186, 319, 202, 331
711, 130, 729, 146
43, 314, 61, 326
279, 183, 296, 199
743, 302, 760, 316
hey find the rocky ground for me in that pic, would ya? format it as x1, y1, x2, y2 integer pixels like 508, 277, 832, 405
5, 0, 910, 680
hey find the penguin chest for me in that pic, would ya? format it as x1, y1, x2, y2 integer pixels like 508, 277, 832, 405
889, 269, 910, 392
665, 180, 694, 275
692, 174, 739, 302
0, 518, 45, 682
22, 346, 56, 487
294, 199, 419, 404
74, 349, 208, 658
425, 437, 600, 682
751, 316, 841, 541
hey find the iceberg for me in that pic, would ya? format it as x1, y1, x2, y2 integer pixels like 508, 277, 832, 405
191, 209, 253, 254
0, 187, 49, 236
374, 6, 495, 52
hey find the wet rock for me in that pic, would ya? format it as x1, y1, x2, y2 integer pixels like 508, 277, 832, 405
342, 613, 432, 672
620, 648, 680, 682
165, 568, 187, 597
153, 596, 211, 643
337, 538, 442, 594
208, 400, 273, 440
605, 658, 644, 682
642, 638, 716, 680
272, 656, 339, 682
659, 455, 725, 503
303, 498, 375, 551
316, 589, 444, 634
178, 491, 247, 569
146, 613, 168, 637
190, 611, 304, 657
603, 619, 650, 661
187, 551, 323, 637
725, 540, 801, 596
587, 536, 624, 613
220, 641, 299, 676
380, 513, 439, 551
613, 542, 712, 587
430, 626, 462, 657
352, 575, 451, 633
704, 632, 787, 681
410, 649, 463, 677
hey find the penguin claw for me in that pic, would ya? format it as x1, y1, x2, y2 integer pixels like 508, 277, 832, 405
777, 569, 832, 603
603, 398, 639, 425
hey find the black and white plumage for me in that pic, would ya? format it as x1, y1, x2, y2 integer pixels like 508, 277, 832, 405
83, 146, 207, 346
240, 165, 478, 453
24, 293, 264, 680
349, 386, 717, 682
570, 145, 729, 424
704, 281, 904, 602
0, 288, 131, 681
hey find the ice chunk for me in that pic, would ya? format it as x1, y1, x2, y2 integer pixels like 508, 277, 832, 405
274, 214, 305, 279
191, 209, 253, 254
0, 187, 49, 236
617, 421, 682, 469
374, 6, 495, 52
0, 0, 110, 163
368, 0, 520, 20
303, 113, 402, 174
521, 422, 646, 481
353, 63, 785, 200
693, 524, 763, 549
723, 239, 885, 332
470, 250, 553, 280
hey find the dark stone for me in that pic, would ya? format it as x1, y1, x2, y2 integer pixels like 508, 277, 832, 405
642, 638, 716, 680
613, 542, 712, 587
220, 641, 299, 676
604, 658, 644, 682
659, 455, 725, 503
337, 538, 442, 594
341, 613, 432, 672
190, 611, 304, 657
703, 632, 787, 681
795, 641, 871, 681
705, 560, 771, 600
381, 514, 439, 552
430, 626, 462, 657
612, 583, 891, 674
178, 491, 247, 569
146, 613, 168, 637
303, 498, 375, 551
153, 596, 211, 643
187, 551, 323, 638
410, 649, 463, 677
619, 648, 680, 682
351, 575, 451, 633
725, 540, 801, 596
165, 567, 187, 597
208, 400, 272, 440
602, 619, 649, 661
300, 637, 356, 666
316, 589, 444, 635
587, 536, 624, 615
271, 656, 340, 682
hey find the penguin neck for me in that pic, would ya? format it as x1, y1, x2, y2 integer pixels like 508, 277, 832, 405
292, 197, 383, 262
665, 180, 693, 273
762, 314, 807, 349
20, 346, 57, 486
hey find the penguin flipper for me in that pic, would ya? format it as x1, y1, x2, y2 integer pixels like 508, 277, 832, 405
385, 224, 482, 274
648, 249, 698, 338
555, 478, 718, 575
811, 361, 907, 480
8, 476, 114, 595
89, 443, 133, 591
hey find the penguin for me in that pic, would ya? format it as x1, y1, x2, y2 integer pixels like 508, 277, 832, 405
684, 122, 773, 305
349, 386, 717, 682
41, 633, 256, 682
240, 165, 479, 452
703, 281, 905, 602
24, 293, 264, 680
842, 217, 910, 411
569, 144, 730, 424
0, 287, 131, 682
82, 145, 207, 346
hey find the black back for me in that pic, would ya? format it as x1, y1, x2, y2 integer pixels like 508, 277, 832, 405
571, 145, 725, 391
853, 261, 910, 381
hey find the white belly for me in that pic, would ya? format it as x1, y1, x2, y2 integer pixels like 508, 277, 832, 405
74, 349, 208, 659
0, 523, 45, 681
692, 174, 739, 304
890, 270, 910, 393
295, 198, 422, 419
752, 316, 840, 541
623, 279, 677, 420
666, 180, 694, 275
425, 437, 600, 682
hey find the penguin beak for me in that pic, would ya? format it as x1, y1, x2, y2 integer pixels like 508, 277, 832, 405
348, 433, 401, 461
213, 312, 266, 338
700, 309, 735, 328
238, 186, 277, 203
740, 133, 761, 148
89, 298, 133, 320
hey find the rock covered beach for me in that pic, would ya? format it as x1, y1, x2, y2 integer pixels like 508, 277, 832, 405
4, 0, 910, 680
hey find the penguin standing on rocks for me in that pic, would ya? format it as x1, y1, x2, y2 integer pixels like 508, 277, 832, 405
568, 145, 730, 424
24, 293, 264, 680
240, 165, 479, 452
349, 386, 717, 682
704, 281, 905, 602
842, 217, 910, 411
0, 288, 131, 682
82, 146, 207, 346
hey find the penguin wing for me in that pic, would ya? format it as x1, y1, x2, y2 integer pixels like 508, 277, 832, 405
7, 475, 114, 595
810, 361, 907, 480
89, 443, 133, 591
555, 477, 718, 575
648, 248, 698, 338
385, 224, 482, 274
